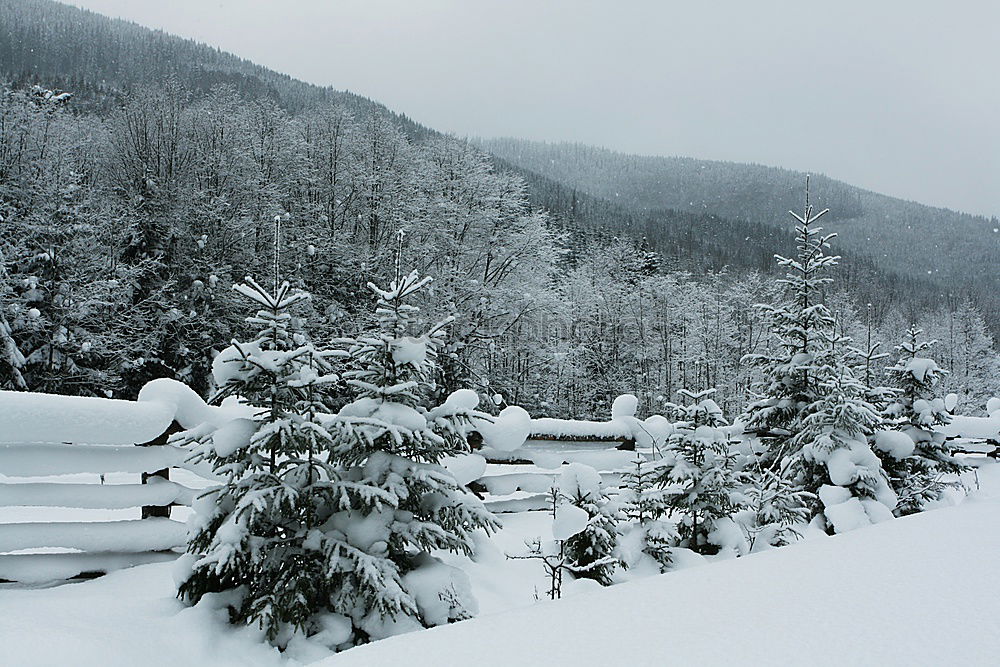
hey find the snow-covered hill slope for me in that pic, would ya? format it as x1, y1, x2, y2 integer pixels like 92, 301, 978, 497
2, 465, 997, 666
330, 468, 1000, 667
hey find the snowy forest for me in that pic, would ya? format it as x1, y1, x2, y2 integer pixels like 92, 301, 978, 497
2, 1, 1000, 666
1, 80, 998, 415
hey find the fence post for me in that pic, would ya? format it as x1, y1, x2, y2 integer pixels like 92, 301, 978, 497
616, 437, 636, 452
138, 421, 182, 519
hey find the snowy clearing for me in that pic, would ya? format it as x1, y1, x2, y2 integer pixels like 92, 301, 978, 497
328, 464, 1000, 667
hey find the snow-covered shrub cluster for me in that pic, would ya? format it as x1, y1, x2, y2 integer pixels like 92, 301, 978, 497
876, 326, 964, 515
175, 265, 498, 650
737, 182, 969, 535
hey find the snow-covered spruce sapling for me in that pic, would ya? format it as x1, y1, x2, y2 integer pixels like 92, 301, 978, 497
793, 369, 897, 533
654, 389, 744, 556
737, 460, 812, 551
320, 262, 500, 644
742, 177, 838, 466
509, 482, 619, 599
877, 326, 964, 515
176, 276, 346, 646
621, 453, 675, 570
557, 462, 624, 585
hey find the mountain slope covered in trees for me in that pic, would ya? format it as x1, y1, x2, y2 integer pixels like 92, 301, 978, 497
479, 138, 1000, 331
0, 0, 957, 319
0, 0, 430, 136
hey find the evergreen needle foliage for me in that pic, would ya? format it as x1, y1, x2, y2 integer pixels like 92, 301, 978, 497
176, 276, 344, 644
880, 326, 964, 515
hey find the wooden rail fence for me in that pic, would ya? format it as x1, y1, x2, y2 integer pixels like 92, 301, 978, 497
0, 387, 213, 584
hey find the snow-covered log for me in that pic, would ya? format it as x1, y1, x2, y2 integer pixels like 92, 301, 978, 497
0, 480, 195, 509
529, 418, 634, 441
0, 551, 178, 584
0, 390, 174, 445
0, 443, 189, 477
940, 414, 1000, 442
476, 471, 623, 496
483, 494, 552, 514
0, 518, 186, 553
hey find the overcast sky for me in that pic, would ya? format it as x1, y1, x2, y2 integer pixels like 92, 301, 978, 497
69, 0, 999, 218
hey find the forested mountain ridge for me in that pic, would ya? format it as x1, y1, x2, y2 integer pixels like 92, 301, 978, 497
479, 138, 1000, 326
0, 0, 431, 137
500, 157, 945, 319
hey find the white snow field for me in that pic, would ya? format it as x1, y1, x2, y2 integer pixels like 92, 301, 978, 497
333, 467, 1000, 667
0, 462, 996, 666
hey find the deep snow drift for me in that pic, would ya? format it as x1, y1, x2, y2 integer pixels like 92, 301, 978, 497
329, 469, 1000, 666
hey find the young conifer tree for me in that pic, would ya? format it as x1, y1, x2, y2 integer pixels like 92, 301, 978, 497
878, 326, 963, 514
621, 453, 676, 570
739, 180, 897, 535
743, 178, 838, 465
319, 238, 499, 643
177, 273, 344, 646
654, 389, 743, 555
738, 460, 812, 551
558, 462, 623, 585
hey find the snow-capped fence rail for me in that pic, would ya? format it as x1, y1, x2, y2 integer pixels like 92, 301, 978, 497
941, 402, 1000, 458
0, 380, 237, 584
467, 396, 665, 513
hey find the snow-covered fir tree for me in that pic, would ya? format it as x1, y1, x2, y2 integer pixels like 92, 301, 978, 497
176, 275, 345, 646
742, 178, 839, 465
653, 389, 744, 555
877, 326, 963, 515
620, 453, 675, 570
319, 253, 499, 644
557, 462, 623, 585
793, 369, 897, 533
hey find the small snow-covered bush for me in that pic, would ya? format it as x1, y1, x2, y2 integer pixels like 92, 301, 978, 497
878, 326, 964, 515
558, 463, 624, 585
653, 389, 745, 555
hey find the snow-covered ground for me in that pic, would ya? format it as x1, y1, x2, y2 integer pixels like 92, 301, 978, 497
2, 461, 997, 666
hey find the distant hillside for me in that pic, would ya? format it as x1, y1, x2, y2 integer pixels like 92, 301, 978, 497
0, 0, 981, 330
478, 138, 1000, 328
502, 158, 941, 318
0, 0, 432, 137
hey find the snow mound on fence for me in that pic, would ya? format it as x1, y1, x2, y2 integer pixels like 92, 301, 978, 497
0, 389, 173, 445
0, 379, 256, 449
476, 406, 531, 452
138, 378, 255, 429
